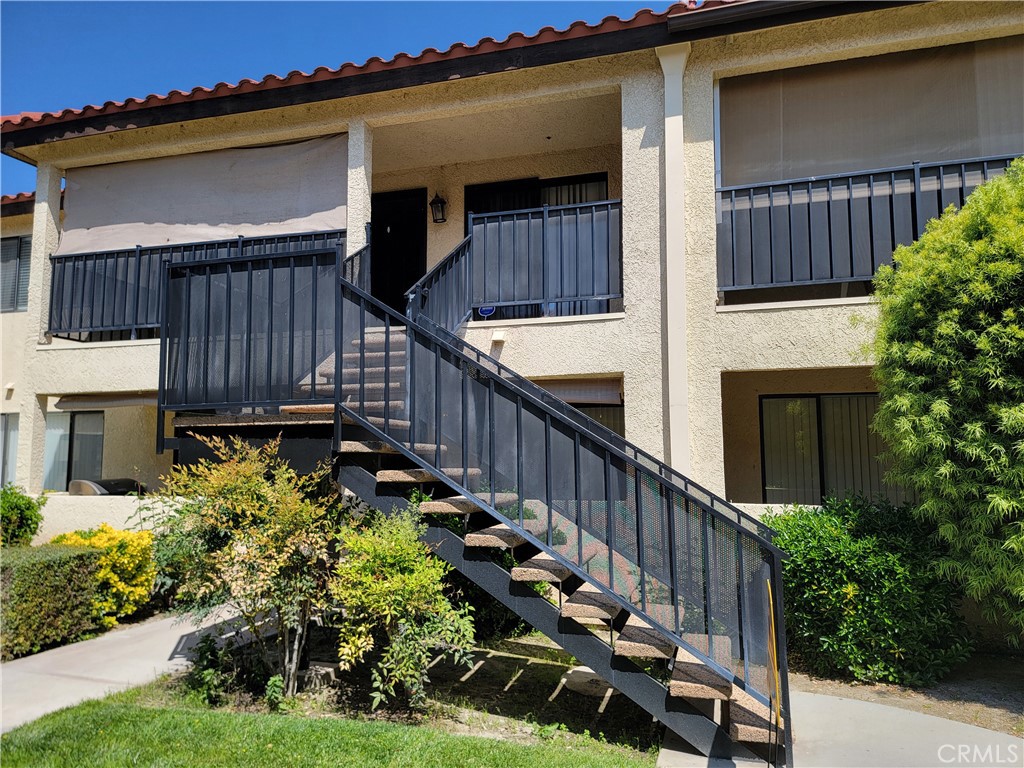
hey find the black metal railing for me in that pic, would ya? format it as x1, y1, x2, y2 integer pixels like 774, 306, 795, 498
158, 246, 339, 415
337, 275, 791, 755
49, 231, 344, 339
407, 200, 622, 331
717, 155, 1016, 292
341, 242, 372, 292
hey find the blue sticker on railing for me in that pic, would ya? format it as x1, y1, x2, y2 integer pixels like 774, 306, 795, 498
478, 306, 496, 318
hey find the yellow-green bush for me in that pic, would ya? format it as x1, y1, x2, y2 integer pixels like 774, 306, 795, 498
51, 524, 156, 628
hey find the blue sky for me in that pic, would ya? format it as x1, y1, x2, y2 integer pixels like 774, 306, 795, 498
1, 1, 665, 195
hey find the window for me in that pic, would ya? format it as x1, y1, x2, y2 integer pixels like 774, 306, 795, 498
760, 394, 910, 505
464, 173, 609, 228
43, 411, 104, 492
1, 414, 18, 484
1, 235, 31, 312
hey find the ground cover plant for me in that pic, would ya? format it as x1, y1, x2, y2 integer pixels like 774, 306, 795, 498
873, 157, 1024, 642
765, 497, 972, 686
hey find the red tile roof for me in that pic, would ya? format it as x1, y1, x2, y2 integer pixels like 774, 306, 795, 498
0, 1, 744, 135
1, 192, 34, 206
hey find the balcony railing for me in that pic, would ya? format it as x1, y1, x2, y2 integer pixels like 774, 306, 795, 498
158, 246, 339, 416
48, 231, 344, 340
716, 155, 1016, 292
408, 200, 622, 330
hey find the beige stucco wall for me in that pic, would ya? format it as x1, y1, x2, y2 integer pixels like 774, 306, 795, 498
1, 212, 33, 415
375, 143, 622, 268
721, 367, 876, 504
101, 405, 173, 490
31, 494, 148, 543
679, 1, 1023, 495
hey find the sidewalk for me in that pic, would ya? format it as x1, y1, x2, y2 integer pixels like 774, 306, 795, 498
659, 691, 1024, 768
1, 613, 223, 733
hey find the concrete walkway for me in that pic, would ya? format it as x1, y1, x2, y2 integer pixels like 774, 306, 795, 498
1, 613, 224, 733
659, 691, 1024, 768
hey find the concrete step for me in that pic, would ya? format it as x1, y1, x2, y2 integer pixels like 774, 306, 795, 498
338, 441, 446, 456
419, 492, 519, 516
669, 646, 733, 700
351, 330, 408, 350
339, 381, 406, 396
340, 350, 407, 366
376, 467, 482, 484
728, 687, 784, 744
340, 366, 406, 382
342, 399, 407, 414
464, 515, 547, 548
511, 553, 573, 583
614, 613, 675, 660
561, 582, 622, 620
279, 403, 334, 415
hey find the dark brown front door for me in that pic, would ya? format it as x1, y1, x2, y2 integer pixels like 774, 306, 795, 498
370, 188, 428, 313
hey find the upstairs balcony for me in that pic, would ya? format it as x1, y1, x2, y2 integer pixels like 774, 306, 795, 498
716, 154, 1016, 302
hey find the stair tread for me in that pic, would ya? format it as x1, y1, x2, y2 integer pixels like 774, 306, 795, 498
561, 581, 622, 619
420, 493, 519, 515
669, 646, 733, 700
338, 441, 446, 455
614, 614, 676, 660
376, 467, 482, 484
465, 517, 547, 549
511, 554, 573, 583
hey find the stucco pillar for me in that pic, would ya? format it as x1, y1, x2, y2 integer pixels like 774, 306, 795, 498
657, 43, 691, 475
620, 70, 666, 460
346, 119, 373, 254
16, 162, 62, 491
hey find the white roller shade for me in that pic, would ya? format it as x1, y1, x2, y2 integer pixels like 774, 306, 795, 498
56, 135, 348, 255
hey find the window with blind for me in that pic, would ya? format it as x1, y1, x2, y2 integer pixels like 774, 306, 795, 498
43, 411, 104, 492
1, 236, 31, 312
1, 414, 18, 484
760, 393, 912, 505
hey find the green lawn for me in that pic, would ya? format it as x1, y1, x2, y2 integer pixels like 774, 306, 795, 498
1, 689, 654, 768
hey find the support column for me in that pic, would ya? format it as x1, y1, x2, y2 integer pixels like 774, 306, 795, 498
620, 70, 667, 460
657, 43, 691, 475
346, 119, 373, 254
16, 162, 62, 491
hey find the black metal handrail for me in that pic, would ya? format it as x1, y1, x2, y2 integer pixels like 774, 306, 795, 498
416, 314, 774, 541
341, 242, 372, 292
717, 154, 1016, 291
49, 230, 344, 339
406, 199, 622, 330
337, 274, 791, 739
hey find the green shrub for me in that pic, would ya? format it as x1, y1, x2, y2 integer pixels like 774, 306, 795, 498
51, 524, 156, 628
331, 507, 475, 709
1, 484, 45, 547
765, 497, 971, 686
873, 157, 1024, 641
1, 545, 101, 659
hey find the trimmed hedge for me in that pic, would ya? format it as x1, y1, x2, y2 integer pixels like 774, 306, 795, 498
1, 545, 102, 660
765, 497, 972, 686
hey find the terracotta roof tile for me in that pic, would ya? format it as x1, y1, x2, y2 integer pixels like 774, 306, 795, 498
0, 1, 744, 134
1, 192, 34, 206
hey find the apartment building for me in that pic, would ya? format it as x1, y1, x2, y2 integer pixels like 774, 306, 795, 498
2, 2, 1021, 762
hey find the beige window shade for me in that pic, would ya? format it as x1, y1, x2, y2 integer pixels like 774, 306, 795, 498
56, 135, 348, 255
719, 37, 1024, 187
532, 377, 622, 405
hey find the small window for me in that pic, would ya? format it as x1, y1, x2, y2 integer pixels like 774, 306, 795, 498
43, 411, 104, 492
1, 413, 18, 484
760, 393, 911, 505
0, 235, 31, 312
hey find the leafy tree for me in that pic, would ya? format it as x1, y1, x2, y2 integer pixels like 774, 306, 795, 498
330, 506, 474, 709
145, 435, 354, 696
873, 158, 1024, 641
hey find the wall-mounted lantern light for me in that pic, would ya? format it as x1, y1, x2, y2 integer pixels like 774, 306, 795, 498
429, 193, 448, 224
